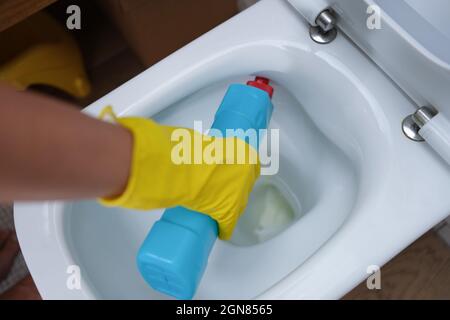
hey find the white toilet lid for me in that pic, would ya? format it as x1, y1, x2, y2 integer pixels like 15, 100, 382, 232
331, 0, 450, 116
373, 0, 450, 64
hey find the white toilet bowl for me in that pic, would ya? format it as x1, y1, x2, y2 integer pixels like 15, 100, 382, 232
14, 0, 450, 299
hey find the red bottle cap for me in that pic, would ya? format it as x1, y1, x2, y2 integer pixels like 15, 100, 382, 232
247, 76, 274, 98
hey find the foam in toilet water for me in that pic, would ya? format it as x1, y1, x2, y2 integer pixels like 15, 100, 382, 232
249, 178, 297, 240
231, 175, 301, 246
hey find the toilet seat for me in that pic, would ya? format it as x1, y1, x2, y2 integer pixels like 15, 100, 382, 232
14, 0, 450, 299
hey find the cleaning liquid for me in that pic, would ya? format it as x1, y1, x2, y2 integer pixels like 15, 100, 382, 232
137, 77, 274, 299
231, 175, 301, 246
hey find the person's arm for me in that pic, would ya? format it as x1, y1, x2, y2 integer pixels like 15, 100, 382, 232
0, 85, 132, 201
0, 84, 260, 240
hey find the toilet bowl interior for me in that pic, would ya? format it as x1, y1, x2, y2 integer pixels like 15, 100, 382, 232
64, 76, 358, 299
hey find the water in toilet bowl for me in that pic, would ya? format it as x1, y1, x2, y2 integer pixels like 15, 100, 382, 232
231, 175, 302, 246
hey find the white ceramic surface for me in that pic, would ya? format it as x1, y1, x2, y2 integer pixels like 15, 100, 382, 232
14, 0, 450, 299
331, 0, 450, 118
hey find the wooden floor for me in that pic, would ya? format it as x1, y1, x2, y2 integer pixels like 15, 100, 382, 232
344, 231, 450, 299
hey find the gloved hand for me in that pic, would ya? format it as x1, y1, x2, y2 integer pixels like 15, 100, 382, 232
98, 107, 260, 240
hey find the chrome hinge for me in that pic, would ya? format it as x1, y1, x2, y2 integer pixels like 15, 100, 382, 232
402, 106, 438, 142
402, 106, 450, 167
309, 9, 338, 44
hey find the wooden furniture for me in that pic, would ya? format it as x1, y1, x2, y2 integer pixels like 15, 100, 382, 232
0, 0, 56, 32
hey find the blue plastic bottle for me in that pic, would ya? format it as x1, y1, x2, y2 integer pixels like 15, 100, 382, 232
137, 77, 274, 299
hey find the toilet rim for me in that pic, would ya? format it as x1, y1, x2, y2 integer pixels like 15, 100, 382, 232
14, 0, 450, 299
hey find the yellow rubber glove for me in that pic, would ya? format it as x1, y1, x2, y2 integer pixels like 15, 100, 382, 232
98, 107, 260, 240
